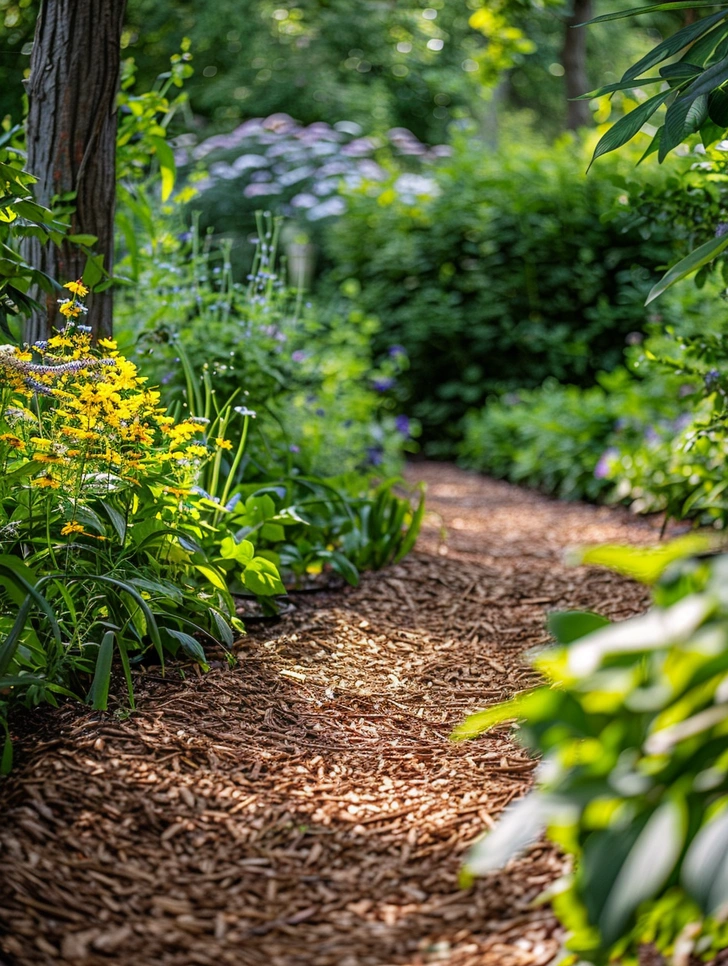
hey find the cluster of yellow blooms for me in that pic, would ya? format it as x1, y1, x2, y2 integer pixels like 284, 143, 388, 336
0, 283, 230, 534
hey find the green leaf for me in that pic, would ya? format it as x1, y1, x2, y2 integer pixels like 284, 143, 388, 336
682, 808, 728, 913
149, 135, 176, 202
451, 696, 523, 741
660, 93, 709, 159
67, 233, 98, 246
1, 731, 13, 775
548, 611, 610, 644
465, 793, 546, 875
319, 550, 360, 587
243, 557, 286, 597
163, 628, 208, 669
219, 536, 255, 565
647, 231, 728, 303
577, 534, 714, 583
86, 631, 115, 711
82, 253, 105, 289
581, 2, 728, 28
599, 800, 686, 946
708, 86, 728, 125
100, 500, 127, 544
620, 10, 728, 83
589, 90, 672, 168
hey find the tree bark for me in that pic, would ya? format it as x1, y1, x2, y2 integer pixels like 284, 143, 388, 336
562, 0, 593, 130
23, 0, 127, 343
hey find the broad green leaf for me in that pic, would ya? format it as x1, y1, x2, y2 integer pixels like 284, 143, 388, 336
599, 800, 686, 946
682, 808, 728, 912
242, 557, 286, 597
660, 93, 709, 159
82, 253, 105, 289
100, 500, 127, 544
163, 628, 209, 670
548, 611, 610, 644
647, 231, 728, 303
464, 794, 547, 876
708, 86, 728, 125
576, 534, 714, 583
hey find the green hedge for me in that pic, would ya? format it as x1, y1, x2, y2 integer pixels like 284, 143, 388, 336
322, 132, 696, 452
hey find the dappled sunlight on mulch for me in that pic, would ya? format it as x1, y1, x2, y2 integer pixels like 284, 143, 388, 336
0, 463, 657, 966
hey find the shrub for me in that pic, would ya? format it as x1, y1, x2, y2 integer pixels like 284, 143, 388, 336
454, 540, 728, 964
321, 130, 697, 451
458, 368, 690, 504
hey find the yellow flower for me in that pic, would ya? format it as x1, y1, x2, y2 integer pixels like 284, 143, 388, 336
32, 475, 60, 489
215, 438, 233, 450
58, 300, 83, 319
35, 452, 65, 464
47, 335, 73, 349
185, 444, 208, 459
0, 433, 25, 450
98, 338, 118, 352
63, 280, 89, 297
60, 521, 85, 536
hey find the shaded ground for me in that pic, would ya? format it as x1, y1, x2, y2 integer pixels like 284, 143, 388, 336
0, 463, 658, 966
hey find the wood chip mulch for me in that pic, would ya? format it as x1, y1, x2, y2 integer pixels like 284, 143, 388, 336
0, 462, 665, 966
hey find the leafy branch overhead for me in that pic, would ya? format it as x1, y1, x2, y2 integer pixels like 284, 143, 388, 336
583, 3, 728, 166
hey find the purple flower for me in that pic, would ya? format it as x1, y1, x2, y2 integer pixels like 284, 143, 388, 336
705, 368, 721, 390
395, 414, 410, 437
289, 444, 300, 453
316, 408, 325, 417
292, 350, 307, 363
372, 376, 395, 393
716, 223, 728, 238
594, 448, 618, 480
366, 446, 384, 466
388, 345, 406, 358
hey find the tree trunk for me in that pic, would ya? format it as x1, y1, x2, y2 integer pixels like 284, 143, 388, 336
562, 0, 593, 130
23, 0, 127, 343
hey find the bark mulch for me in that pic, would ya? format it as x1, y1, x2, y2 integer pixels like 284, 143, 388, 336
0, 462, 661, 966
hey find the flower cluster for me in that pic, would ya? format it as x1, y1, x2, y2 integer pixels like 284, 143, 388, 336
0, 285, 229, 533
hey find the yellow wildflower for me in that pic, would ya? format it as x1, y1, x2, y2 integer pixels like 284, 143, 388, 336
216, 438, 233, 450
0, 433, 25, 450
32, 475, 60, 489
63, 280, 89, 297
60, 521, 85, 536
58, 301, 83, 319
98, 338, 118, 352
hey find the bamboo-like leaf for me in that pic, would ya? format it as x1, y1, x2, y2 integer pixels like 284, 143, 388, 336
580, 2, 728, 27
589, 90, 672, 167
647, 231, 728, 303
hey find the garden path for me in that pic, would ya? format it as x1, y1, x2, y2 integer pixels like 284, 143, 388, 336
0, 462, 659, 966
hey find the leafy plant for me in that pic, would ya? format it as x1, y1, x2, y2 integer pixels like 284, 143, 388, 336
0, 290, 244, 763
322, 130, 697, 450
454, 539, 728, 964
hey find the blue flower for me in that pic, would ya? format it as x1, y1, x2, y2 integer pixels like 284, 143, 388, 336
388, 345, 406, 358
373, 376, 395, 392
395, 414, 410, 437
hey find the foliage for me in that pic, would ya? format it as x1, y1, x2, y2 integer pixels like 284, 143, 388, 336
322, 130, 695, 450
454, 540, 728, 963
0, 295, 250, 762
117, 213, 414, 480
458, 368, 690, 503
0, 124, 68, 331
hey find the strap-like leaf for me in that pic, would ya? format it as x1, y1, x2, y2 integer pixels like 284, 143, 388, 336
647, 231, 728, 303
581, 2, 728, 27
660, 93, 709, 158
621, 10, 728, 82
589, 89, 672, 167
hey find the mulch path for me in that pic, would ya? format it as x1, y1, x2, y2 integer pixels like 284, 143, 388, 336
0, 462, 662, 966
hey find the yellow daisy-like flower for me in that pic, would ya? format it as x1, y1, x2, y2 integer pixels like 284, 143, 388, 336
215, 438, 233, 450
32, 475, 60, 489
185, 444, 208, 459
63, 280, 89, 297
60, 521, 85, 536
0, 433, 25, 450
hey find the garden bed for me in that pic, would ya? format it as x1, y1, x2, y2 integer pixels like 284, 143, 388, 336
0, 463, 658, 966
